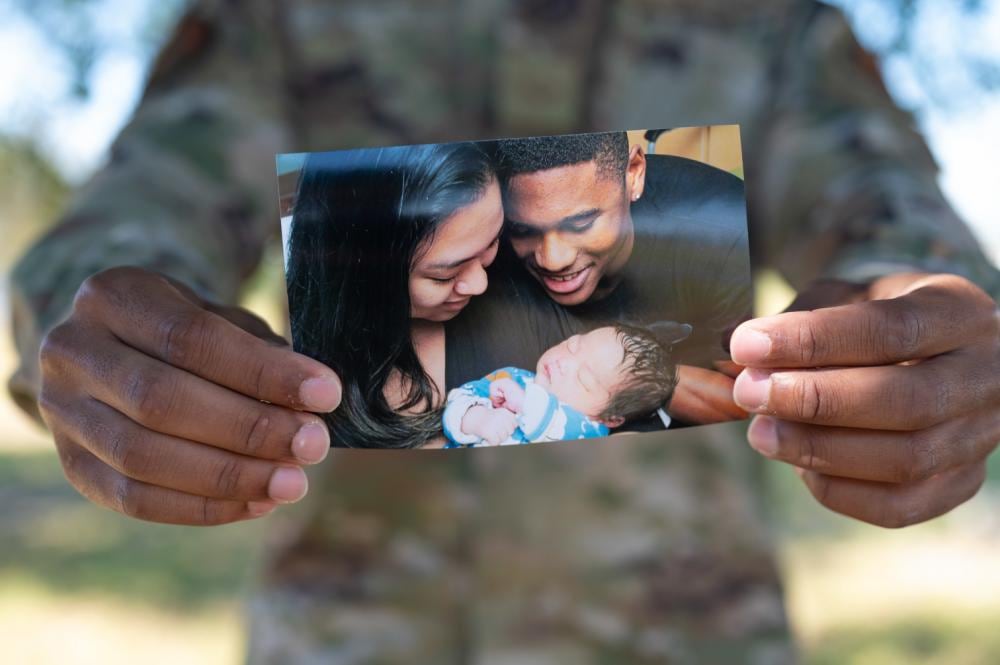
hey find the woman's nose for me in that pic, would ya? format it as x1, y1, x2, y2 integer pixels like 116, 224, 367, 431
455, 262, 488, 296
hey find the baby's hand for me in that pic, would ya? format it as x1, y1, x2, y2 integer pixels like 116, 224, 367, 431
489, 378, 526, 413
461, 406, 518, 446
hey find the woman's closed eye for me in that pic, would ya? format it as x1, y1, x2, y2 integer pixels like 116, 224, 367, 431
427, 237, 499, 284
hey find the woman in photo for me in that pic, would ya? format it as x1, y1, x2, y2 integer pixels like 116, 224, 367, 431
285, 142, 503, 448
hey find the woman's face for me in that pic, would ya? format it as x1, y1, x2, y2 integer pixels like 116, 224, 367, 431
410, 179, 504, 322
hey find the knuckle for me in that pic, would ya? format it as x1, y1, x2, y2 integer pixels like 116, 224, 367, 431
987, 306, 1000, 339
36, 386, 62, 423
873, 513, 907, 529
71, 272, 109, 313
795, 321, 820, 365
73, 267, 138, 314
859, 307, 892, 361
157, 310, 211, 367
886, 301, 926, 359
104, 425, 131, 470
249, 359, 268, 399
38, 322, 76, 373
240, 410, 275, 457
788, 375, 828, 421
903, 373, 949, 429
876, 498, 921, 529
795, 427, 829, 470
122, 365, 175, 426
54, 437, 84, 485
105, 425, 147, 477
211, 458, 244, 497
806, 471, 833, 507
200, 497, 233, 525
112, 477, 143, 519
931, 376, 955, 424
969, 462, 988, 494
901, 430, 943, 483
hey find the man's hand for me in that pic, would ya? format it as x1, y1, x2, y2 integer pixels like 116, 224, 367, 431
731, 273, 1000, 528
666, 364, 748, 424
37, 267, 342, 526
489, 378, 526, 413
461, 405, 518, 445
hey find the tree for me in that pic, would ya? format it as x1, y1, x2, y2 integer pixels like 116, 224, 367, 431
830, 0, 1000, 113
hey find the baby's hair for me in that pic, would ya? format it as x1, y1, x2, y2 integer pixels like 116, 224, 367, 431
599, 323, 678, 424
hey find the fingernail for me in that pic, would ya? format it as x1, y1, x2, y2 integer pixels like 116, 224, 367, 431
247, 500, 276, 517
300, 375, 341, 412
734, 368, 772, 411
747, 415, 779, 456
292, 422, 330, 464
268, 467, 308, 503
731, 326, 772, 364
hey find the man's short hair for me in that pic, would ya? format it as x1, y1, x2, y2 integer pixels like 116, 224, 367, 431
600, 323, 678, 424
495, 131, 629, 184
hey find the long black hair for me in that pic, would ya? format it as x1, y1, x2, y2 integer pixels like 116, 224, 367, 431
285, 142, 496, 448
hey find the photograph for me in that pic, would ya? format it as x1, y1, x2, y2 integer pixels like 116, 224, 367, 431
277, 127, 752, 449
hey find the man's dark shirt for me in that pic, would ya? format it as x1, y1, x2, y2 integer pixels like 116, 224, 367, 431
445, 155, 752, 425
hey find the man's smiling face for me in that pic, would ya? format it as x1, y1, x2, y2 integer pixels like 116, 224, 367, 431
504, 158, 637, 306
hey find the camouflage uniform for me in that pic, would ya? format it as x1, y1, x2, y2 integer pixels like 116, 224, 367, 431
8, 1, 1000, 663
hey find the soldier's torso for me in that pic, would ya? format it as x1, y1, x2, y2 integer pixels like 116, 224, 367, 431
225, 3, 805, 662
272, 0, 801, 149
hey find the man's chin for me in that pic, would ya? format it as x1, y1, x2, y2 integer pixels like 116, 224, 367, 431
544, 286, 595, 306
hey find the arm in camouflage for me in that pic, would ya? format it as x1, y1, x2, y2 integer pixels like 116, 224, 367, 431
7, 1, 292, 425
750, 3, 1000, 299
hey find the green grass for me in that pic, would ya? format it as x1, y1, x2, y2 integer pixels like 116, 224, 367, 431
805, 612, 1000, 665
3, 445, 1000, 664
0, 450, 266, 610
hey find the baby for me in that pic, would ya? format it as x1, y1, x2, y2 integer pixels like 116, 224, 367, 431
442, 323, 678, 447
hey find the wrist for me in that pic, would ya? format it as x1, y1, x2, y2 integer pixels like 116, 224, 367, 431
461, 405, 490, 434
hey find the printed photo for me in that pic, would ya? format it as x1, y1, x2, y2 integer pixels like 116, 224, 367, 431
277, 127, 751, 449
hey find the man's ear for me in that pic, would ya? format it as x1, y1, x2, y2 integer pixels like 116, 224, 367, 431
626, 144, 647, 203
600, 414, 625, 428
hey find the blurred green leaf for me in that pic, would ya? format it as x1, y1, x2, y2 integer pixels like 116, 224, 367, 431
0, 136, 69, 266
831, 0, 1000, 113
0, 451, 265, 610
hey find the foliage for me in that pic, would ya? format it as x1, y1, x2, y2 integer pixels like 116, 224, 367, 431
828, 0, 1000, 112
3, 0, 187, 100
0, 137, 69, 262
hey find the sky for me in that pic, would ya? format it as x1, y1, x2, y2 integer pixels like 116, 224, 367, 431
833, 0, 1000, 264
0, 0, 998, 264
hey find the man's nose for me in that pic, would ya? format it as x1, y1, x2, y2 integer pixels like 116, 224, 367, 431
536, 233, 576, 273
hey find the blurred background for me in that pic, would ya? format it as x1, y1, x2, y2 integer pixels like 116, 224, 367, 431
1, 1, 998, 663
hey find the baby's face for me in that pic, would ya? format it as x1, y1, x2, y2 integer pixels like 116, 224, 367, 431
534, 327, 629, 420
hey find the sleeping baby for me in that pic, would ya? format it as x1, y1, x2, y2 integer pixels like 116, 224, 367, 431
442, 323, 678, 447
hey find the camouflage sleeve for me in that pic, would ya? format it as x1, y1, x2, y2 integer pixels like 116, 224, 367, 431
750, 2, 1000, 300
7, 0, 292, 425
